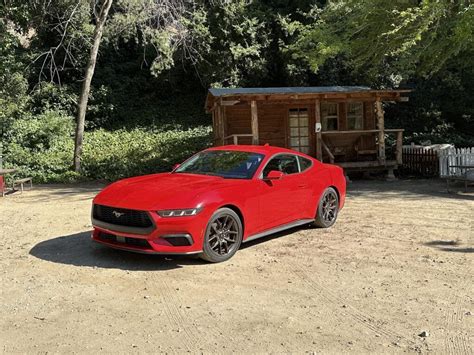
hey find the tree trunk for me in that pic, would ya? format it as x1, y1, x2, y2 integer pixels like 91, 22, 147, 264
73, 0, 113, 172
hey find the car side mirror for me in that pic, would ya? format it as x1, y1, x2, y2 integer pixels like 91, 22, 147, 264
264, 170, 284, 180
172, 163, 180, 171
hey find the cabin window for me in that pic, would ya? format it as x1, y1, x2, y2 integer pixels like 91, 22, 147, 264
347, 102, 364, 130
288, 108, 310, 154
321, 103, 338, 131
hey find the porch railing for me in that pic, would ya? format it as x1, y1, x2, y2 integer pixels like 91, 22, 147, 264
321, 129, 404, 165
222, 129, 404, 166
223, 134, 253, 145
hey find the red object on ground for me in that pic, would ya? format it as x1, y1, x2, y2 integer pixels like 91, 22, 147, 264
91, 145, 346, 261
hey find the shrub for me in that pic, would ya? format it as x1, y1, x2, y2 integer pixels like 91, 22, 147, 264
4, 111, 212, 183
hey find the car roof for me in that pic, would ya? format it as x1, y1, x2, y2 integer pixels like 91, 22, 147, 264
206, 144, 312, 158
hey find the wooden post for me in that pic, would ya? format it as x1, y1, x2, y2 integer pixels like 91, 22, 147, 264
221, 104, 227, 145
250, 100, 259, 145
315, 99, 322, 161
396, 130, 403, 165
218, 104, 225, 145
375, 98, 386, 164
211, 111, 217, 145
233, 135, 238, 145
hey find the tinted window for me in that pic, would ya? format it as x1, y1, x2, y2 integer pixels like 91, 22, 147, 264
175, 150, 264, 179
298, 156, 313, 172
263, 155, 299, 177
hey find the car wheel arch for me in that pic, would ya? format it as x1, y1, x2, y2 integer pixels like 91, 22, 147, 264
219, 204, 245, 236
312, 185, 340, 216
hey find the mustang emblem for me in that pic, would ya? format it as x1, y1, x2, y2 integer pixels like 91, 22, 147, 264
112, 211, 125, 218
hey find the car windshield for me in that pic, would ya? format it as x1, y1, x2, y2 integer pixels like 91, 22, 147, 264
174, 150, 264, 179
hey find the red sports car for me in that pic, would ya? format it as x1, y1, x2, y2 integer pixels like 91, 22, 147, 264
91, 145, 346, 262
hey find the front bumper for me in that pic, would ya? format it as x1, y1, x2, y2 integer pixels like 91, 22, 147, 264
91, 209, 209, 255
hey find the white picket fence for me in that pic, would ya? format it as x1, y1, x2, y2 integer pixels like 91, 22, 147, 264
439, 147, 474, 177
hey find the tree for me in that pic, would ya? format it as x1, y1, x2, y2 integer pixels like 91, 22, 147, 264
72, 0, 195, 172
73, 0, 113, 172
6, 0, 196, 172
289, 0, 474, 85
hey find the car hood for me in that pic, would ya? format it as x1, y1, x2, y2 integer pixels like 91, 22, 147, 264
93, 173, 239, 211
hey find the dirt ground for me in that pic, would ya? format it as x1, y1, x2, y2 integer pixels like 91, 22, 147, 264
0, 179, 472, 354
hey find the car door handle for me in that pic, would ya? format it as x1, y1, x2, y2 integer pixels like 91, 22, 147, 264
298, 184, 308, 188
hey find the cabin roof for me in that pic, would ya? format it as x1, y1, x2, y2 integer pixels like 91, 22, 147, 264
209, 86, 374, 97
205, 86, 411, 111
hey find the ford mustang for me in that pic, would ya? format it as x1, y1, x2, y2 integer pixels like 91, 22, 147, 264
91, 145, 346, 262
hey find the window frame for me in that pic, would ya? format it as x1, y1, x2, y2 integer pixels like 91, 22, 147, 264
346, 102, 364, 130
297, 155, 313, 172
321, 102, 339, 132
259, 153, 314, 179
174, 150, 265, 180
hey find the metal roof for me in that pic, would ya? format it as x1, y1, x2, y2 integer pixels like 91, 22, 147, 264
208, 86, 373, 97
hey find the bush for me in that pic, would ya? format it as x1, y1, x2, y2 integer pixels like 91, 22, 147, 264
81, 126, 212, 181
4, 111, 212, 183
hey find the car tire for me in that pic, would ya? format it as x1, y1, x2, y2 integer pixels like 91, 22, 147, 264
312, 187, 339, 228
200, 208, 243, 263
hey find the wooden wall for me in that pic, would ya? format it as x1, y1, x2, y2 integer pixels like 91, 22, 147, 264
224, 103, 287, 147
219, 98, 379, 163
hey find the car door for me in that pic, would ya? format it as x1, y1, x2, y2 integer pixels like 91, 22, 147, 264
257, 154, 307, 231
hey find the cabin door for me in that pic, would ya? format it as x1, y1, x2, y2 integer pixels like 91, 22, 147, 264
288, 108, 313, 155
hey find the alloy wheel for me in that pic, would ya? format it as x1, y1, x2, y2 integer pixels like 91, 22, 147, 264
321, 191, 338, 223
207, 214, 239, 256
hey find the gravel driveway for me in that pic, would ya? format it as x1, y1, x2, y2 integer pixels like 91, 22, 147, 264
1, 179, 472, 353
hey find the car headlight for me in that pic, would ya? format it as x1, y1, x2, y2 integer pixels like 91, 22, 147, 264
157, 207, 203, 217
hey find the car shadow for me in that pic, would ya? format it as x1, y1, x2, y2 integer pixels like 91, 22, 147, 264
241, 225, 307, 249
29, 232, 206, 271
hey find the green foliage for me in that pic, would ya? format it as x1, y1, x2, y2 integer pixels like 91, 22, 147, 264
81, 126, 211, 181
5, 111, 211, 183
291, 0, 474, 84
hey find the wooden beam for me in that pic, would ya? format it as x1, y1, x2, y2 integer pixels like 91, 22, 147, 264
321, 140, 335, 164
336, 160, 398, 169
211, 111, 217, 144
396, 130, 403, 165
315, 99, 322, 161
215, 104, 225, 146
221, 105, 226, 145
375, 98, 386, 164
221, 100, 240, 106
250, 100, 259, 145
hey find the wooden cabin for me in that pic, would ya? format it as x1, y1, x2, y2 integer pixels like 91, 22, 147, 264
205, 86, 410, 174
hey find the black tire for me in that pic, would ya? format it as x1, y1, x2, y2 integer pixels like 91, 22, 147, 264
200, 208, 243, 263
312, 187, 339, 228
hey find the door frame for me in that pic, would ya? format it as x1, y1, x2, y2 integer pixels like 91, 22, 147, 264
285, 105, 315, 156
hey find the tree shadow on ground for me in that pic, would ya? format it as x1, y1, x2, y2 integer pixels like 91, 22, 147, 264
29, 232, 206, 271
423, 240, 474, 253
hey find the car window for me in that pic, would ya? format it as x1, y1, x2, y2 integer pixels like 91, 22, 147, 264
175, 150, 264, 179
298, 156, 313, 172
262, 154, 299, 177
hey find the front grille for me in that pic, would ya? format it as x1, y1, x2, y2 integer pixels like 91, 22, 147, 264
98, 232, 151, 249
93, 204, 153, 228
